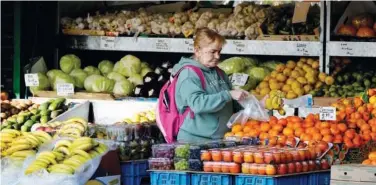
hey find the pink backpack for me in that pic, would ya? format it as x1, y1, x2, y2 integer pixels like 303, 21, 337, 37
156, 65, 224, 143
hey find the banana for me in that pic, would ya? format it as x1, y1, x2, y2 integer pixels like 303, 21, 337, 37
64, 157, 84, 166
71, 143, 94, 151
52, 151, 65, 161
25, 165, 45, 175
38, 151, 56, 159
31, 131, 52, 141
0, 132, 17, 138
4, 144, 32, 155
54, 140, 72, 149
23, 133, 41, 147
60, 123, 85, 133
11, 139, 31, 146
60, 128, 83, 136
71, 149, 91, 160
89, 151, 99, 158
66, 118, 87, 127
36, 157, 52, 165
10, 156, 26, 161
30, 161, 50, 168
11, 150, 36, 158
271, 96, 280, 109
63, 158, 82, 169
49, 167, 74, 175
49, 164, 75, 173
38, 155, 57, 165
0, 135, 14, 143
55, 146, 71, 156
0, 142, 7, 150
70, 155, 88, 163
1, 129, 21, 136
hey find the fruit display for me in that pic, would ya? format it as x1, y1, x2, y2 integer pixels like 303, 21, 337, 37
0, 98, 69, 132
362, 151, 376, 165
0, 99, 35, 120
252, 57, 329, 99
174, 158, 189, 170
51, 117, 88, 138
337, 13, 375, 38
0, 129, 52, 161
60, 2, 271, 39
32, 54, 173, 98
24, 137, 108, 175
152, 144, 175, 158
264, 90, 285, 115
123, 109, 156, 124
148, 158, 174, 170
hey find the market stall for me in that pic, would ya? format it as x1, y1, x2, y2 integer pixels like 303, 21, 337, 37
1, 1, 376, 185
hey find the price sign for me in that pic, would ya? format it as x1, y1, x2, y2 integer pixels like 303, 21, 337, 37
154, 39, 171, 51
24, 74, 39, 87
296, 43, 309, 56
319, 107, 336, 121
184, 40, 194, 52
100, 36, 115, 49
231, 73, 249, 86
56, 83, 74, 96
340, 43, 354, 56
232, 40, 246, 53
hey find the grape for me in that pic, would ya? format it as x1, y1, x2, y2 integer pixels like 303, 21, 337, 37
188, 159, 202, 171
174, 158, 189, 170
175, 144, 190, 158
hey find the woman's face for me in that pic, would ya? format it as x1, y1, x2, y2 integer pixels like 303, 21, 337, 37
194, 42, 222, 68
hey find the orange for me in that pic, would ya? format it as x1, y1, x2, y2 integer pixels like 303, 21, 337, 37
322, 135, 333, 143
235, 132, 244, 137
272, 124, 283, 132
312, 133, 323, 141
330, 127, 340, 135
294, 128, 305, 137
362, 133, 372, 141
259, 132, 269, 140
232, 125, 243, 133
320, 122, 330, 129
287, 122, 294, 129
283, 128, 294, 137
345, 129, 355, 139
301, 133, 313, 141
320, 128, 331, 136
224, 132, 234, 137
362, 159, 372, 165
344, 139, 354, 148
361, 124, 371, 132
369, 152, 376, 161
269, 116, 278, 125
278, 118, 288, 126
243, 126, 252, 133
293, 122, 302, 130
260, 123, 271, 132
303, 121, 314, 128
268, 130, 279, 137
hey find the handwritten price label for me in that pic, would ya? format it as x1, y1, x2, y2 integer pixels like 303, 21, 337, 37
296, 43, 309, 56
154, 39, 171, 51
184, 40, 194, 52
24, 74, 39, 87
319, 107, 336, 121
100, 36, 115, 49
232, 40, 246, 53
231, 73, 249, 86
56, 83, 74, 96
340, 43, 354, 56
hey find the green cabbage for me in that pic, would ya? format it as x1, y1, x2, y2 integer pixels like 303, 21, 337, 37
107, 72, 126, 82
113, 79, 135, 96
260, 60, 283, 71
52, 73, 76, 91
46, 69, 65, 82
218, 57, 246, 75
92, 77, 115, 93
84, 74, 102, 92
59, 54, 81, 73
141, 67, 153, 77
69, 69, 88, 89
128, 74, 143, 85
242, 57, 258, 68
98, 60, 114, 75
113, 55, 141, 77
141, 62, 150, 69
29, 73, 51, 95
248, 67, 271, 82
84, 66, 101, 76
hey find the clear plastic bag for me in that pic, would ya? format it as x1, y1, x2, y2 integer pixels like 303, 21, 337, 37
1, 157, 24, 185
18, 137, 117, 185
227, 94, 269, 128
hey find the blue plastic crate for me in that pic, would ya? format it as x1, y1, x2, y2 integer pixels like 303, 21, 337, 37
122, 175, 150, 185
192, 173, 233, 185
121, 160, 149, 177
308, 171, 330, 185
236, 174, 310, 185
150, 171, 190, 185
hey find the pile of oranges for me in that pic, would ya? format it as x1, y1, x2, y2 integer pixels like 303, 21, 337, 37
362, 151, 376, 165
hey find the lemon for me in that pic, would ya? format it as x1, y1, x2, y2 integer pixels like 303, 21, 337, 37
270, 71, 278, 78
260, 88, 271, 96
315, 81, 323, 89
306, 58, 314, 65
303, 85, 312, 94
293, 87, 305, 96
286, 60, 296, 69
300, 57, 307, 62
269, 78, 278, 84
291, 81, 302, 89
286, 91, 298, 99
318, 72, 327, 82
325, 76, 334, 85
269, 82, 281, 90
263, 75, 271, 82
276, 73, 287, 82
297, 61, 304, 68
275, 64, 286, 73
259, 81, 269, 89
286, 78, 295, 85
297, 77, 308, 85
311, 61, 320, 69
291, 71, 300, 78
283, 68, 292, 76
282, 84, 292, 92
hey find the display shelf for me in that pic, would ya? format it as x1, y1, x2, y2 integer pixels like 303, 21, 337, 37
62, 36, 323, 57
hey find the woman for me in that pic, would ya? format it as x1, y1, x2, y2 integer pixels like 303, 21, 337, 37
172, 28, 248, 143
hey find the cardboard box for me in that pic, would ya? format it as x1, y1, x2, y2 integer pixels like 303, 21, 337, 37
330, 180, 375, 185
86, 175, 120, 185
331, 164, 362, 181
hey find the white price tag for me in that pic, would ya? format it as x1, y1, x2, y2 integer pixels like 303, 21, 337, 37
56, 83, 74, 96
100, 36, 115, 49
231, 73, 249, 86
24, 74, 39, 87
154, 39, 171, 51
232, 40, 246, 53
296, 43, 309, 56
319, 107, 336, 121
184, 40, 194, 52
340, 43, 354, 56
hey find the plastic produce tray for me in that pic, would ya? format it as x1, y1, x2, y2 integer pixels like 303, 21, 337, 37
150, 171, 190, 185
192, 173, 233, 185
121, 160, 149, 185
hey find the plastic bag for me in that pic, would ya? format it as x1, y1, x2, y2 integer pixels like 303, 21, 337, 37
1, 157, 24, 185
18, 137, 117, 185
227, 94, 269, 128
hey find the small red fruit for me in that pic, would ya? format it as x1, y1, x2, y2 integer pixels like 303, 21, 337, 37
295, 162, 303, 173
277, 164, 288, 175
287, 162, 296, 174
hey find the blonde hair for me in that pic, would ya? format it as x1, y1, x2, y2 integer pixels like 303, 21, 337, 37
194, 28, 226, 49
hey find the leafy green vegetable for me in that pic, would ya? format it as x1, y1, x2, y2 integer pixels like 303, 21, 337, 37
98, 60, 114, 75
92, 77, 115, 93
248, 67, 271, 82
113, 55, 142, 77
29, 73, 50, 94
113, 79, 135, 96
141, 67, 153, 77
84, 66, 101, 76
218, 57, 246, 75
84, 74, 102, 92
260, 60, 283, 71
52, 73, 75, 91
128, 74, 143, 85
69, 69, 88, 89
59, 54, 81, 73
107, 72, 127, 82
46, 69, 65, 82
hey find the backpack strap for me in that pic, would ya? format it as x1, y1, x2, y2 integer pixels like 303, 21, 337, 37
214, 67, 225, 80
174, 65, 206, 89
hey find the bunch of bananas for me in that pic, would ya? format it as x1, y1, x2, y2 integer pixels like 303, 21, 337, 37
265, 90, 286, 115
25, 137, 108, 175
123, 110, 156, 124
54, 117, 88, 138
0, 129, 52, 160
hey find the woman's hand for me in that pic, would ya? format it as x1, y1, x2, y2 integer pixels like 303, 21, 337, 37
229, 90, 249, 101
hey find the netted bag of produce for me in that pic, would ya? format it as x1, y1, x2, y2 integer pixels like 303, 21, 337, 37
0, 157, 24, 185
18, 137, 116, 185
227, 94, 269, 128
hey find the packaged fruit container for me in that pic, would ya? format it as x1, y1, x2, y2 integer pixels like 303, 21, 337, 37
228, 162, 241, 174
152, 143, 175, 158
254, 151, 265, 164
148, 158, 174, 170
241, 163, 250, 174
175, 144, 190, 158
188, 159, 202, 171
188, 145, 201, 159
200, 150, 211, 161
106, 125, 132, 141
209, 149, 222, 162
221, 162, 230, 173
243, 150, 254, 163
221, 149, 233, 162
212, 162, 222, 173
233, 150, 244, 163
174, 158, 189, 170
203, 161, 214, 172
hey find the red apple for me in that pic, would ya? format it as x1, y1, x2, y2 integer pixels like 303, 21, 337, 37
320, 159, 330, 170
277, 164, 288, 175
337, 25, 357, 36
287, 162, 296, 174
295, 162, 303, 173
308, 160, 316, 171
36, 127, 45, 131
44, 127, 53, 132
301, 161, 309, 172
